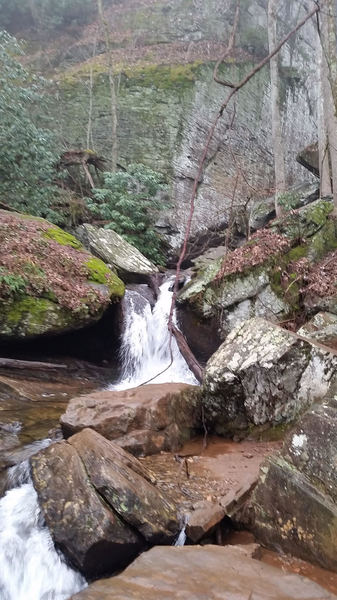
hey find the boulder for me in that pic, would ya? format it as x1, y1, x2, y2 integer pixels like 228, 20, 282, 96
31, 430, 180, 577
298, 312, 337, 350
70, 544, 336, 600
30, 440, 143, 577
178, 253, 292, 344
271, 200, 334, 260
60, 383, 201, 456
69, 428, 179, 543
249, 392, 337, 571
202, 317, 337, 436
76, 224, 158, 283
235, 183, 319, 236
0, 211, 124, 341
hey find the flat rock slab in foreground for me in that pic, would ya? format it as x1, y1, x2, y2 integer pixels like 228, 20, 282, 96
31, 429, 179, 578
60, 383, 201, 456
202, 317, 337, 435
70, 544, 336, 600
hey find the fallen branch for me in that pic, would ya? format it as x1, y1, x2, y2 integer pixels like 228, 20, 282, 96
171, 324, 203, 383
0, 358, 68, 370
0, 202, 19, 213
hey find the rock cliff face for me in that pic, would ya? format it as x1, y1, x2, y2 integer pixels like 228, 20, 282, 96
23, 0, 317, 248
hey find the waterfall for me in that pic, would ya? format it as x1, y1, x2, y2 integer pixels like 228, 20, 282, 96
0, 444, 86, 600
111, 278, 197, 390
0, 277, 195, 599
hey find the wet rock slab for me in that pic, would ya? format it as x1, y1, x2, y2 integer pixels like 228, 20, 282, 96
139, 436, 281, 539
70, 544, 336, 599
60, 383, 201, 456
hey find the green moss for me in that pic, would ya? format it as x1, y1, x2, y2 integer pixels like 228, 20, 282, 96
247, 421, 293, 442
286, 245, 308, 262
272, 200, 333, 241
0, 296, 73, 338
121, 62, 201, 90
305, 201, 333, 226
6, 297, 53, 328
44, 227, 83, 249
58, 60, 201, 93
85, 257, 125, 298
308, 219, 337, 261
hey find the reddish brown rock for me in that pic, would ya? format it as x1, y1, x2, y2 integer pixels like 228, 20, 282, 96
60, 383, 201, 456
186, 500, 225, 542
70, 544, 336, 599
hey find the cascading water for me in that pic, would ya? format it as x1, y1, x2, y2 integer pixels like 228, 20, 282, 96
0, 442, 86, 600
111, 278, 197, 390
0, 276, 195, 597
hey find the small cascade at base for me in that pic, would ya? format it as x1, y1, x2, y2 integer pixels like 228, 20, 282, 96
110, 278, 197, 390
0, 443, 86, 600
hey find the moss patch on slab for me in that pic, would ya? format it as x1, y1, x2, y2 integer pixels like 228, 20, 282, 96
44, 227, 83, 249
85, 257, 125, 298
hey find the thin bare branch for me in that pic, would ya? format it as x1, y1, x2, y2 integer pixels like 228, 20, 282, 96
213, 0, 240, 87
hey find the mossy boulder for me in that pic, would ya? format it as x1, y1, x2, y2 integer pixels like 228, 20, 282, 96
178, 200, 337, 351
271, 199, 333, 243
0, 210, 124, 340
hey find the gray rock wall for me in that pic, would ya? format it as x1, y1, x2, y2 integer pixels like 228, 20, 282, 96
39, 0, 318, 247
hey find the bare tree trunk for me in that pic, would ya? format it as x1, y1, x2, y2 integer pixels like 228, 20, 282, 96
319, 0, 337, 211
87, 37, 97, 150
318, 38, 332, 196
268, 0, 287, 217
97, 0, 118, 171
326, 0, 337, 112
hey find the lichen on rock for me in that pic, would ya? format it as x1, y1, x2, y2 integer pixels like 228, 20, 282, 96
202, 317, 337, 436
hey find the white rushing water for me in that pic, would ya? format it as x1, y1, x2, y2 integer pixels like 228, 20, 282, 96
110, 278, 197, 390
0, 277, 195, 598
0, 443, 86, 600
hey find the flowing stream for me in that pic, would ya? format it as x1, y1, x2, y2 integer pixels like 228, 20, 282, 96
0, 277, 195, 599
0, 441, 86, 600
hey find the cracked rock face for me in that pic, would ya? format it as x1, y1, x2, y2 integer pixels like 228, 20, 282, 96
202, 317, 337, 435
